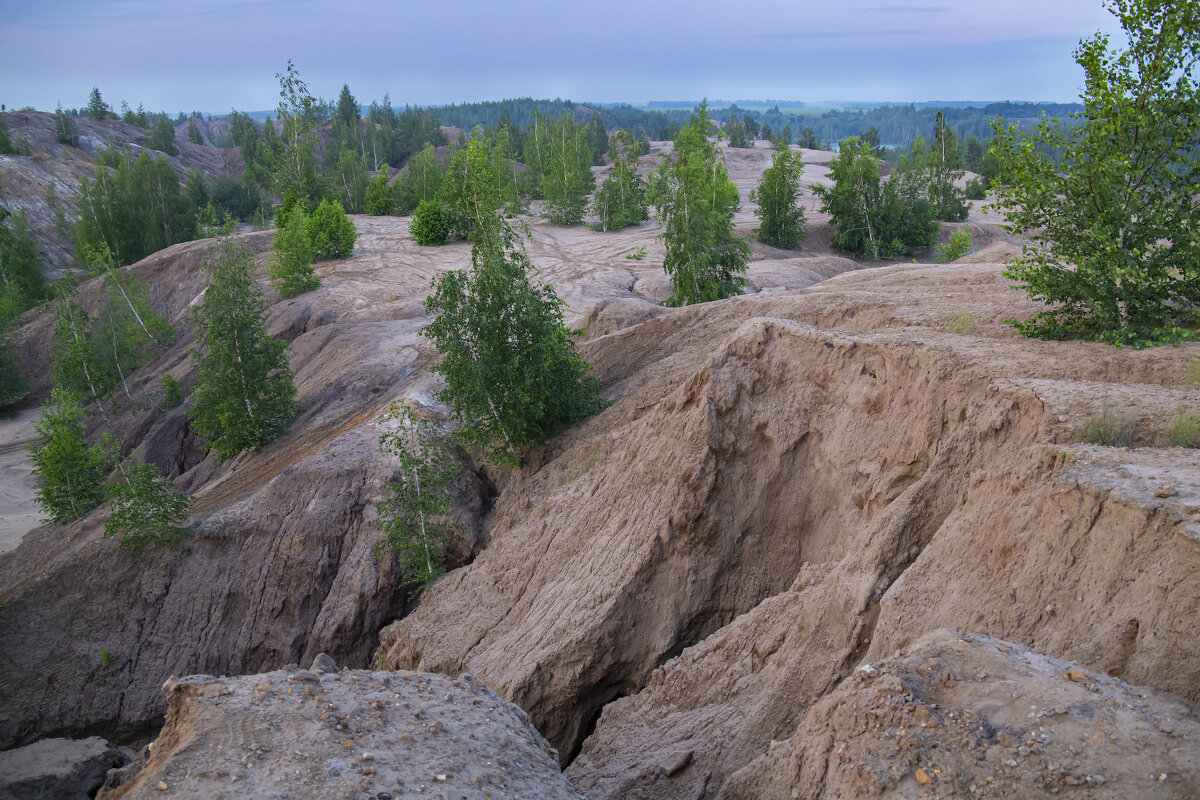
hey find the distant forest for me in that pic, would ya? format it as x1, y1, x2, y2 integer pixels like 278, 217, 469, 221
424, 99, 1084, 148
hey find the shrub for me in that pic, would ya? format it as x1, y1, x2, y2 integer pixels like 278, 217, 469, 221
936, 228, 974, 263
1079, 406, 1135, 447
105, 460, 191, 551
365, 167, 394, 215
270, 210, 320, 298
410, 200, 449, 246
304, 198, 357, 260
28, 387, 119, 523
1167, 410, 1200, 448
965, 176, 988, 200
161, 374, 183, 409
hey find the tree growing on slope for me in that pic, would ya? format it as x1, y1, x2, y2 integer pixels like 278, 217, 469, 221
423, 140, 605, 466
990, 0, 1200, 346
651, 100, 750, 305
375, 404, 460, 591
105, 459, 191, 551
751, 145, 807, 248
28, 386, 118, 524
189, 236, 297, 462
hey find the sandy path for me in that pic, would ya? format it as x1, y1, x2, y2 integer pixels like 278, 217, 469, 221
0, 408, 40, 554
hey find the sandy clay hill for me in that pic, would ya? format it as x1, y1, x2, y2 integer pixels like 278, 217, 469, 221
0, 140, 1198, 798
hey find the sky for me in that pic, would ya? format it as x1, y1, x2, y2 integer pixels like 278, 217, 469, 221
0, 0, 1126, 113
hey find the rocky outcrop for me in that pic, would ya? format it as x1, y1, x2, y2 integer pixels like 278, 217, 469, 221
97, 663, 579, 799
719, 630, 1200, 799
0, 736, 129, 800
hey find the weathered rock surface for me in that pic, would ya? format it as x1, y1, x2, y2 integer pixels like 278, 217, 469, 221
718, 630, 1200, 799
0, 110, 245, 274
0, 735, 129, 800
96, 667, 579, 800
381, 254, 1200, 779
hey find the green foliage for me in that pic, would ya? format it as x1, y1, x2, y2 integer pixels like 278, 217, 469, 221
147, 115, 178, 156
591, 130, 648, 232
87, 87, 110, 120
1079, 406, 1135, 447
964, 176, 988, 200
410, 200, 449, 246
625, 244, 648, 261
725, 114, 750, 148
528, 111, 595, 225
990, 0, 1200, 347
893, 120, 969, 222
304, 198, 357, 260
28, 386, 118, 523
188, 236, 297, 462
332, 147, 368, 213
54, 105, 79, 147
100, 649, 114, 668
587, 111, 609, 165
0, 208, 48, 327
394, 144, 442, 215
423, 203, 605, 466
269, 209, 319, 298
813, 136, 938, 260
105, 460, 191, 551
937, 228, 974, 263
272, 61, 324, 223
652, 100, 750, 305
1167, 410, 1200, 448
210, 175, 263, 223
375, 404, 461, 591
74, 149, 197, 266
751, 145, 807, 249
364, 166, 394, 215
187, 118, 203, 145
161, 373, 183, 408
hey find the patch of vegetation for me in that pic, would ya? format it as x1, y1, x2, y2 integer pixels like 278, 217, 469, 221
161, 374, 183, 409
409, 200, 449, 246
100, 649, 115, 668
105, 460, 191, 552
1078, 406, 1136, 448
1186, 360, 1200, 386
625, 244, 648, 261
964, 176, 988, 200
941, 310, 975, 334
1166, 410, 1200, 448
936, 229, 974, 263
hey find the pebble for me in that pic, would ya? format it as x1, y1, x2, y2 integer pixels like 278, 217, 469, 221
1155, 485, 1176, 498
915, 768, 931, 785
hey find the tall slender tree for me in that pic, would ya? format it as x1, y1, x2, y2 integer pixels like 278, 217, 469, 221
188, 236, 297, 462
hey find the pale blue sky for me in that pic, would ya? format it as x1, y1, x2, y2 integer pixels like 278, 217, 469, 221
0, 0, 1125, 112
